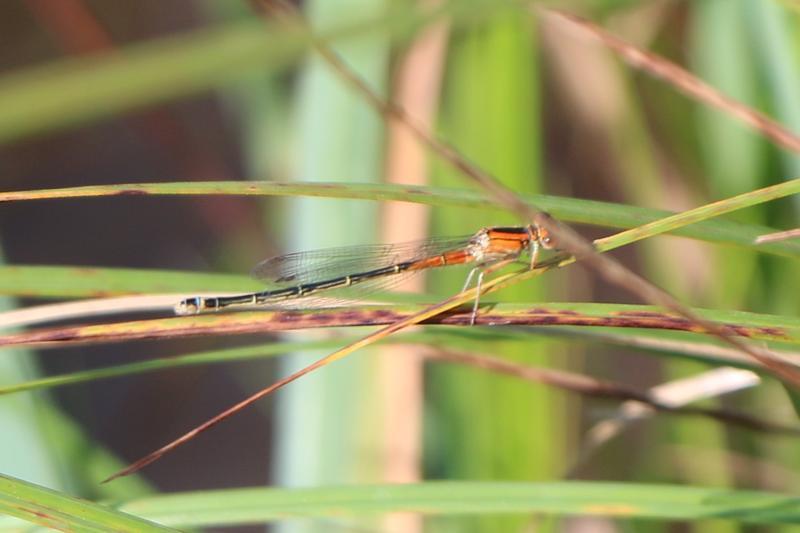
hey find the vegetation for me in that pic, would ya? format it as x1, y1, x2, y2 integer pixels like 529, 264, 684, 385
1, 1, 799, 531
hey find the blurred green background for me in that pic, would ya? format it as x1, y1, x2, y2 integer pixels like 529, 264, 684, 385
1, 0, 799, 531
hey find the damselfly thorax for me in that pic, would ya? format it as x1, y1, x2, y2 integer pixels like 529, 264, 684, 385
175, 224, 553, 323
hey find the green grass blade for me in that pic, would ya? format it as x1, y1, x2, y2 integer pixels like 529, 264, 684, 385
746, 0, 800, 182
0, 339, 347, 395
593, 178, 800, 253
2, 181, 798, 258
1, 179, 796, 306
52, 482, 800, 527
0, 20, 296, 144
0, 474, 172, 532
0, 265, 258, 298
2, 480, 798, 529
3, 314, 798, 397
0, 0, 504, 144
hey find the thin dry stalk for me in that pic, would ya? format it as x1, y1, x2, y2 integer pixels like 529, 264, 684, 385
541, 8, 800, 153
567, 367, 765, 477
535, 214, 800, 386
428, 349, 796, 436
103, 267, 530, 481
756, 228, 800, 244
255, 0, 800, 387
97, 2, 800, 479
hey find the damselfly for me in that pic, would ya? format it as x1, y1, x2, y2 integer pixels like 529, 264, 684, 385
107, 225, 553, 482
176, 224, 554, 323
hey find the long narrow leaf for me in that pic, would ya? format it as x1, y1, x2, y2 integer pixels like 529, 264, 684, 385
0, 474, 171, 532
0, 266, 258, 298
1, 303, 798, 350
6, 327, 796, 396
74, 482, 800, 527
0, 0, 501, 144
2, 181, 798, 258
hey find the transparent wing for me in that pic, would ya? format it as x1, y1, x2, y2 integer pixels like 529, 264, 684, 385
251, 269, 424, 310
251, 235, 472, 287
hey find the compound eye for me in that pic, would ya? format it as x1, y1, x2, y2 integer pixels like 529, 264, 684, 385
540, 233, 554, 249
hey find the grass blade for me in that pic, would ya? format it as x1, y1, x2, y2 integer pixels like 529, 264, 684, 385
68, 482, 800, 527
2, 181, 798, 258
0, 474, 171, 532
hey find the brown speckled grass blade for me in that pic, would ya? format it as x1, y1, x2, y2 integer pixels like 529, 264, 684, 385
4, 302, 800, 350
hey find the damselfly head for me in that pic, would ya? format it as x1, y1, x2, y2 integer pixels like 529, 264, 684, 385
174, 297, 201, 316
536, 225, 555, 249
